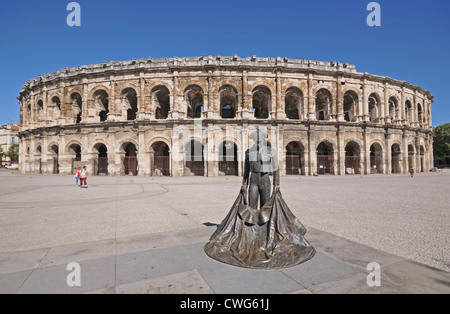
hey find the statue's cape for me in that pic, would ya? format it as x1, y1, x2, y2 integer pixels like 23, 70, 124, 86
204, 190, 315, 269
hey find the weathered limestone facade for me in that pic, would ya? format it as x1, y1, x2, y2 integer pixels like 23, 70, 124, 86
18, 56, 434, 177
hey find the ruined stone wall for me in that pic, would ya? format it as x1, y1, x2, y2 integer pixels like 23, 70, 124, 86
18, 56, 434, 177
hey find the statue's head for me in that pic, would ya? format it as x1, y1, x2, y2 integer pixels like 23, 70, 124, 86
249, 130, 268, 147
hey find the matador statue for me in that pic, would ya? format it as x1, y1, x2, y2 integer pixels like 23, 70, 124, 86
205, 130, 315, 269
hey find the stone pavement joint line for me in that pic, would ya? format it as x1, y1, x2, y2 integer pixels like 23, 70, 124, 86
0, 226, 449, 294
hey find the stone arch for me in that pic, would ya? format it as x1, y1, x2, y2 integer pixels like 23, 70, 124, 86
284, 136, 308, 151
47, 142, 59, 155
185, 85, 204, 119
417, 102, 424, 124
218, 140, 239, 176
219, 85, 238, 119
391, 143, 402, 174
370, 141, 384, 174
178, 80, 207, 96
69, 92, 83, 124
91, 140, 109, 154
118, 138, 139, 153
405, 99, 413, 124
343, 90, 358, 122
150, 141, 171, 177
252, 85, 271, 119
88, 85, 111, 99
315, 88, 332, 121
316, 140, 334, 175
388, 96, 400, 122
248, 80, 276, 96
92, 89, 110, 122
148, 137, 172, 153
35, 143, 43, 155
286, 141, 306, 175
285, 87, 303, 120
215, 79, 243, 95
151, 85, 171, 119
344, 140, 361, 175
184, 138, 205, 176
368, 92, 382, 123
50, 95, 62, 111
121, 87, 138, 121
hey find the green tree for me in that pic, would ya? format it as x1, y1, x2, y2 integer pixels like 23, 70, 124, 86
6, 144, 19, 162
0, 146, 4, 161
433, 123, 450, 157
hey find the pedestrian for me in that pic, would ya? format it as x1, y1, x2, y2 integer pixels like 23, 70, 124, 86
75, 167, 81, 187
410, 167, 415, 178
80, 166, 88, 188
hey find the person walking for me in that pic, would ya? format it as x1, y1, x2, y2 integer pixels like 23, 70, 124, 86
75, 167, 81, 187
410, 167, 415, 178
80, 166, 88, 188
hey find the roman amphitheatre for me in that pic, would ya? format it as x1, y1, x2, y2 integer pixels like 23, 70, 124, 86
18, 56, 433, 177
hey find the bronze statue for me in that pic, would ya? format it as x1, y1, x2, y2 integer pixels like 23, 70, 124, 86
204, 130, 316, 269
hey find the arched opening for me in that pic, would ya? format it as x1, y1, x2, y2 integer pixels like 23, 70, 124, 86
316, 89, 332, 121
70, 93, 83, 124
388, 97, 399, 123
343, 91, 358, 122
52, 96, 61, 111
408, 144, 415, 171
345, 141, 361, 175
220, 85, 238, 119
151, 141, 170, 176
68, 143, 82, 174
285, 87, 303, 120
37, 100, 44, 111
219, 142, 238, 176
391, 144, 401, 174
94, 90, 109, 122
123, 142, 138, 176
420, 146, 425, 173
186, 86, 204, 119
405, 100, 413, 125
153, 86, 170, 120
252, 86, 271, 119
418, 103, 423, 125
185, 140, 204, 176
317, 141, 334, 175
94, 143, 108, 175
49, 144, 59, 174
286, 142, 304, 175
122, 88, 138, 121
368, 93, 381, 123
370, 143, 384, 174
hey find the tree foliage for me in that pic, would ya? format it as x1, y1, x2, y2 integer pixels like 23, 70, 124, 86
6, 145, 19, 162
433, 123, 450, 157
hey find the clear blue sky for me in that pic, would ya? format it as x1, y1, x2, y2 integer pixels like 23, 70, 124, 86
0, 0, 448, 126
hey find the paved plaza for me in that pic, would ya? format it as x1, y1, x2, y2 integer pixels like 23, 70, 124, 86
0, 169, 449, 294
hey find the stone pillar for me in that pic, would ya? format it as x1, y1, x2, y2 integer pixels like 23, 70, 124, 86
362, 78, 369, 122
276, 71, 285, 119
241, 70, 252, 119
336, 76, 345, 122
337, 127, 345, 175
307, 74, 316, 121
384, 82, 389, 124
170, 71, 180, 119
363, 129, 370, 175
400, 86, 406, 125
137, 76, 146, 120
138, 129, 147, 176
308, 125, 316, 175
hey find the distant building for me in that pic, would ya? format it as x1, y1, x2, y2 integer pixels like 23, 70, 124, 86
0, 123, 19, 164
